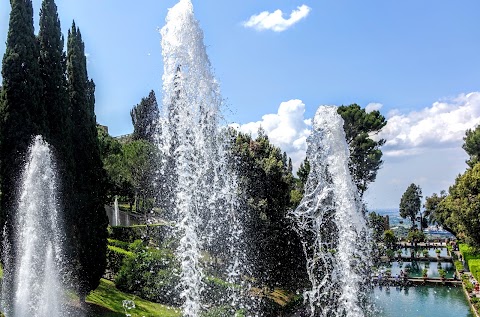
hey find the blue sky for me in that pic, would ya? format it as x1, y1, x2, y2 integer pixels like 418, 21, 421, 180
1, 0, 480, 209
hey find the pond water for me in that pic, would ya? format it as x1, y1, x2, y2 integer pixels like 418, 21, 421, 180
377, 261, 456, 278
373, 285, 473, 317
400, 247, 449, 257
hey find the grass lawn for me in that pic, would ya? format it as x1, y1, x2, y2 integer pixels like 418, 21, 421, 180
83, 279, 181, 317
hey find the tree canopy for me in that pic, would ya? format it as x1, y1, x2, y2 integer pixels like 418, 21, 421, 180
130, 90, 159, 143
399, 183, 422, 228
337, 104, 386, 197
463, 125, 480, 168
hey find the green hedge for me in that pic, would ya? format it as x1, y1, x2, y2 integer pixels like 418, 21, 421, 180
459, 244, 480, 262
470, 259, 480, 283
454, 260, 465, 272
109, 224, 172, 244
107, 238, 130, 250
105, 245, 134, 279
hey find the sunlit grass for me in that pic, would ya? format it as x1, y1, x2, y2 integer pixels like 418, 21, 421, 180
85, 279, 181, 317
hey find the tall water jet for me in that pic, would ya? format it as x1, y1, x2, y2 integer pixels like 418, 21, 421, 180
1, 136, 65, 317
291, 106, 370, 317
157, 0, 246, 315
113, 196, 120, 226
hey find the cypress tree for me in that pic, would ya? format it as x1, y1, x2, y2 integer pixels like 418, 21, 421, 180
38, 0, 78, 289
39, 0, 71, 159
0, 0, 46, 310
67, 22, 108, 301
130, 90, 159, 142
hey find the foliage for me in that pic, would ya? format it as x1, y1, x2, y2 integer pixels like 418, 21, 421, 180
67, 21, 109, 300
115, 244, 181, 305
438, 269, 447, 279
459, 244, 480, 263
454, 260, 464, 272
97, 126, 134, 202
422, 268, 428, 277
469, 260, 480, 283
105, 245, 133, 278
130, 90, 159, 143
296, 158, 310, 188
337, 104, 386, 197
399, 183, 422, 227
86, 279, 181, 317
424, 191, 447, 227
406, 230, 426, 244
109, 224, 171, 244
0, 0, 48, 309
463, 125, 480, 168
368, 212, 386, 243
122, 140, 158, 214
438, 164, 480, 248
383, 230, 397, 249
230, 129, 307, 289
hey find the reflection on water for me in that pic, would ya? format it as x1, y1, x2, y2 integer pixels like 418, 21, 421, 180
378, 261, 455, 278
373, 285, 473, 317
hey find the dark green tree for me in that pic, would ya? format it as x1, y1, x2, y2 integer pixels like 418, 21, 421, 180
39, 0, 70, 151
122, 140, 158, 215
463, 125, 480, 168
231, 129, 307, 290
97, 126, 134, 205
438, 163, 480, 248
399, 183, 422, 228
130, 90, 159, 142
424, 190, 447, 227
297, 157, 310, 187
0, 0, 46, 310
67, 22, 108, 302
337, 104, 386, 197
0, 0, 46, 227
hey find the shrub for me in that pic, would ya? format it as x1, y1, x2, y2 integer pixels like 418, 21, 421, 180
107, 238, 130, 250
454, 260, 465, 272
115, 245, 181, 305
459, 244, 480, 262
407, 230, 426, 243
105, 245, 133, 279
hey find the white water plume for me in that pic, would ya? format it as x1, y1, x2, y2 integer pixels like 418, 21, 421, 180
291, 106, 370, 317
157, 0, 246, 315
2, 135, 65, 317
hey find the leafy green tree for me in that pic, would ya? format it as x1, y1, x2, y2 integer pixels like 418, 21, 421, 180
463, 125, 480, 168
399, 183, 422, 228
97, 126, 134, 204
383, 229, 397, 250
439, 163, 480, 248
368, 212, 386, 243
297, 157, 310, 188
424, 190, 447, 226
130, 90, 159, 142
122, 140, 158, 215
337, 104, 386, 197
231, 129, 307, 290
67, 22, 108, 301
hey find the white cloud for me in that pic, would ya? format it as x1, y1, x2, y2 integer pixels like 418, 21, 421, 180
242, 5, 311, 32
365, 102, 383, 113
231, 99, 311, 172
376, 92, 480, 157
